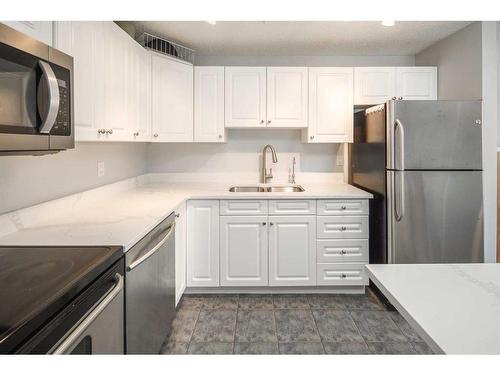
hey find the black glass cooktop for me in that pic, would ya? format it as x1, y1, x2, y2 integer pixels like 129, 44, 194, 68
0, 246, 123, 353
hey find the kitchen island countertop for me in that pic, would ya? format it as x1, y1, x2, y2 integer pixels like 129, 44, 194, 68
366, 263, 500, 354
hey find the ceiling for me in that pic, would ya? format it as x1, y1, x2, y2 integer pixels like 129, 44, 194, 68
130, 21, 472, 56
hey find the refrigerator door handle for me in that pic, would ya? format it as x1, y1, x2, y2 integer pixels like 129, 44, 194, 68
394, 171, 405, 222
395, 119, 405, 171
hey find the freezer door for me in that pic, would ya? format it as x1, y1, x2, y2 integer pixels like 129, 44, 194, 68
387, 170, 483, 263
387, 100, 482, 170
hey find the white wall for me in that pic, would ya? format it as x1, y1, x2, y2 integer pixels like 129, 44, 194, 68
415, 21, 498, 263
415, 22, 482, 100
0, 142, 148, 214
195, 55, 414, 67
147, 129, 342, 178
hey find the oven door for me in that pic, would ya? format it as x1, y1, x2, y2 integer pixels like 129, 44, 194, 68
0, 27, 72, 152
51, 274, 124, 354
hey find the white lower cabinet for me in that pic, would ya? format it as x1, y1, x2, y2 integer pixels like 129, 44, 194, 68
175, 202, 187, 306
187, 200, 219, 287
220, 216, 268, 286
316, 263, 368, 286
268, 216, 316, 286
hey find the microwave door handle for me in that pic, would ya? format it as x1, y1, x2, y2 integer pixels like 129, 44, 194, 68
38, 60, 60, 134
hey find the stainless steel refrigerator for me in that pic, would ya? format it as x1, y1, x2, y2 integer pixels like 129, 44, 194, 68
349, 100, 483, 264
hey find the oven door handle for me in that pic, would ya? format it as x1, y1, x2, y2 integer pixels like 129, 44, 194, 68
127, 222, 175, 272
52, 273, 123, 354
38, 60, 60, 134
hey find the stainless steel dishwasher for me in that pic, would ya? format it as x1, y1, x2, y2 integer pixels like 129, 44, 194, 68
125, 213, 176, 354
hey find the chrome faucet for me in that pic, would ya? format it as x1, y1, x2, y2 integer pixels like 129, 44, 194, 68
261, 144, 278, 183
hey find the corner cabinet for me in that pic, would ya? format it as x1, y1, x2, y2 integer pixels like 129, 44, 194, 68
186, 200, 219, 287
194, 66, 226, 142
354, 66, 437, 104
303, 67, 354, 143
151, 53, 194, 142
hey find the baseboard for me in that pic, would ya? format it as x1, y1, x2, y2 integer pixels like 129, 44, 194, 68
184, 285, 366, 294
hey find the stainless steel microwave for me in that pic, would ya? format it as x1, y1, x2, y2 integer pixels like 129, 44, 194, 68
0, 23, 74, 154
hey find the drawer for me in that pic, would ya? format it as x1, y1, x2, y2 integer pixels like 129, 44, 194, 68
220, 200, 268, 215
317, 239, 369, 263
317, 216, 369, 239
316, 263, 368, 286
317, 200, 369, 216
268, 200, 316, 215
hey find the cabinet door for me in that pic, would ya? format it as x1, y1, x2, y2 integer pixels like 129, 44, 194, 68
220, 216, 268, 286
151, 54, 194, 142
194, 66, 225, 142
54, 22, 106, 141
396, 67, 437, 100
225, 67, 266, 128
175, 202, 187, 306
354, 67, 396, 105
103, 23, 130, 141
268, 216, 316, 286
306, 67, 353, 143
2, 21, 53, 45
266, 67, 308, 128
187, 200, 219, 287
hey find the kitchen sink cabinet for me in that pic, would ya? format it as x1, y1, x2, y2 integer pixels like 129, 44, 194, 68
219, 216, 268, 286
268, 215, 317, 286
151, 53, 194, 142
186, 200, 220, 287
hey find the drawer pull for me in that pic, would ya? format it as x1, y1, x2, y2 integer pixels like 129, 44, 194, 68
262, 222, 266, 226
341, 205, 347, 210
340, 226, 347, 231
341, 273, 347, 278
341, 250, 347, 255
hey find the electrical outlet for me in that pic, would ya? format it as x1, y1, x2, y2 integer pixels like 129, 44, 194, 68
97, 161, 105, 177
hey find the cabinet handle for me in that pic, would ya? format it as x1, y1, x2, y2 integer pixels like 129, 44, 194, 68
218, 134, 223, 139
175, 213, 180, 218
260, 120, 264, 124
340, 205, 347, 210
392, 97, 397, 100
97, 129, 106, 135
310, 135, 315, 140
340, 226, 347, 231
153, 133, 159, 138
105, 129, 113, 135
398, 96, 403, 100
341, 273, 347, 279
341, 250, 347, 255
267, 120, 271, 124
133, 132, 139, 137
262, 222, 266, 226
269, 222, 274, 226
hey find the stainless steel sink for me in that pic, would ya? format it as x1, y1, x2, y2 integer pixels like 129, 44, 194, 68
228, 185, 305, 193
228, 186, 266, 192
266, 186, 305, 192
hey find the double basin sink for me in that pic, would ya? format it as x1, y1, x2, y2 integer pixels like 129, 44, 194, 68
229, 185, 305, 193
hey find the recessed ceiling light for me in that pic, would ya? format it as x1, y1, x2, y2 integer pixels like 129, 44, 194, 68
206, 21, 217, 25
381, 20, 395, 27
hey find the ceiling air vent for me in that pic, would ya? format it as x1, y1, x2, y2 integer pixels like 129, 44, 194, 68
137, 32, 195, 64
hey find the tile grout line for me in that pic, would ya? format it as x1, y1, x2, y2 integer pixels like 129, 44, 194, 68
308, 306, 326, 354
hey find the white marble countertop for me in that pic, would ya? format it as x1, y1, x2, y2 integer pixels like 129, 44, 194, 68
366, 264, 500, 354
0, 173, 372, 252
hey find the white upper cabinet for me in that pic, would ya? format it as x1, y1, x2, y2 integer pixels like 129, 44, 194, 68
2, 21, 53, 45
268, 215, 316, 286
395, 67, 437, 100
219, 216, 268, 286
225, 67, 266, 128
354, 66, 437, 104
266, 67, 308, 128
354, 67, 396, 105
151, 54, 194, 142
305, 67, 354, 143
194, 66, 225, 142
